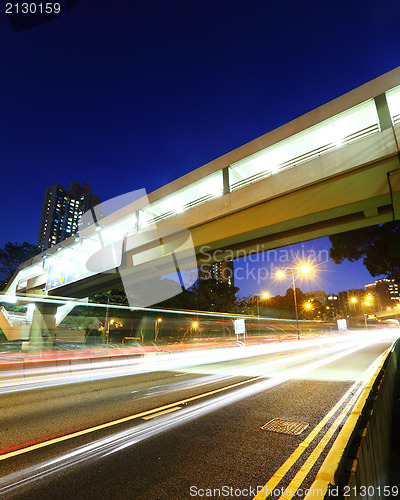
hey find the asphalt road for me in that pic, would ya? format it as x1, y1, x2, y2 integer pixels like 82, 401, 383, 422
0, 330, 398, 500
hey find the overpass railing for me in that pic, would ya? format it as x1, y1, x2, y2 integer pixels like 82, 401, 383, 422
140, 84, 400, 226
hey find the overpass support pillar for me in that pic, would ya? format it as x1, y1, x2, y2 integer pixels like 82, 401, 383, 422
388, 170, 400, 220
374, 93, 392, 131
222, 167, 230, 195
28, 303, 57, 352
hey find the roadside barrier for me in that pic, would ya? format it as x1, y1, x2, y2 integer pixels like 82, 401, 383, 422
305, 339, 400, 499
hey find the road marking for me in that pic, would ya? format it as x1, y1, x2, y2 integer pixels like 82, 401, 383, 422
1, 344, 388, 466
277, 384, 367, 500
0, 375, 259, 462
142, 407, 181, 420
303, 349, 391, 500
252, 349, 389, 500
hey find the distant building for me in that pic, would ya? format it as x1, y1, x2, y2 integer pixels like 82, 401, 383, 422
305, 290, 339, 318
365, 279, 400, 310
37, 182, 100, 251
199, 260, 234, 286
326, 293, 339, 316
337, 289, 365, 315
305, 290, 327, 305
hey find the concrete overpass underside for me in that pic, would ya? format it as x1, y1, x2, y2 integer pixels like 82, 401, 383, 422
3, 66, 400, 303
172, 134, 400, 264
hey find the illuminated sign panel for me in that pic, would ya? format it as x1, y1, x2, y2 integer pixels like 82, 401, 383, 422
234, 318, 246, 334
45, 241, 122, 291
45, 188, 198, 307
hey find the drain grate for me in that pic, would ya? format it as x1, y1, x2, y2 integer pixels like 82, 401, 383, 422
261, 418, 309, 435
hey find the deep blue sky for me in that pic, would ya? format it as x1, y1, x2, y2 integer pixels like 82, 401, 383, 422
1, 1, 399, 296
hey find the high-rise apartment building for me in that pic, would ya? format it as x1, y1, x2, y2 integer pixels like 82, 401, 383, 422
365, 279, 400, 310
37, 182, 100, 251
199, 260, 234, 286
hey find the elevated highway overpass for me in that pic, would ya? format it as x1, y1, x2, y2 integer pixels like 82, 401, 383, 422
4, 66, 400, 304
2, 67, 400, 491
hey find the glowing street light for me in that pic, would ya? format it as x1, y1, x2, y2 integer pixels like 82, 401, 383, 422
190, 321, 199, 340
364, 294, 374, 310
256, 291, 270, 317
276, 263, 314, 339
154, 317, 162, 342
299, 264, 311, 275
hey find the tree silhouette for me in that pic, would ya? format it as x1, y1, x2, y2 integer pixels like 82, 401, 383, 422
0, 242, 39, 288
329, 221, 400, 280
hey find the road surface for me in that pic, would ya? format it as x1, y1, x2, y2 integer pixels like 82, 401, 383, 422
0, 330, 398, 499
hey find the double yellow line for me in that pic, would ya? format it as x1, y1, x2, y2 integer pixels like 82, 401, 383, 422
253, 350, 389, 500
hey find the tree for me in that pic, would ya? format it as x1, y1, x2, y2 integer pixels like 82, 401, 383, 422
155, 277, 240, 313
237, 288, 309, 319
155, 286, 197, 310
89, 286, 129, 306
269, 288, 308, 317
192, 278, 240, 313
0, 242, 39, 287
329, 221, 400, 280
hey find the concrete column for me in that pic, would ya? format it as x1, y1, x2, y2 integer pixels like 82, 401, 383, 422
28, 302, 57, 351
374, 93, 392, 131
222, 167, 230, 195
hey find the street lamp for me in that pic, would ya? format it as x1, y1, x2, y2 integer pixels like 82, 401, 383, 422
256, 292, 270, 337
154, 317, 162, 342
276, 264, 312, 339
191, 321, 198, 340
361, 296, 374, 330
256, 291, 270, 317
347, 296, 358, 317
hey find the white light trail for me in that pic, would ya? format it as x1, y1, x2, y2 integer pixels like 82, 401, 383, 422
0, 335, 392, 496
0, 330, 397, 394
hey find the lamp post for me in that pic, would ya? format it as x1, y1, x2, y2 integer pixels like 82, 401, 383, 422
191, 321, 198, 340
256, 292, 270, 336
154, 317, 162, 342
256, 292, 270, 317
365, 293, 378, 312
304, 301, 312, 315
350, 296, 357, 316
276, 264, 312, 340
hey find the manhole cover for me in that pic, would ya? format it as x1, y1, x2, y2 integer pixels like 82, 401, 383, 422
261, 418, 309, 435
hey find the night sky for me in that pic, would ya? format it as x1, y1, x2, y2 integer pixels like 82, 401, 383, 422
1, 1, 399, 296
